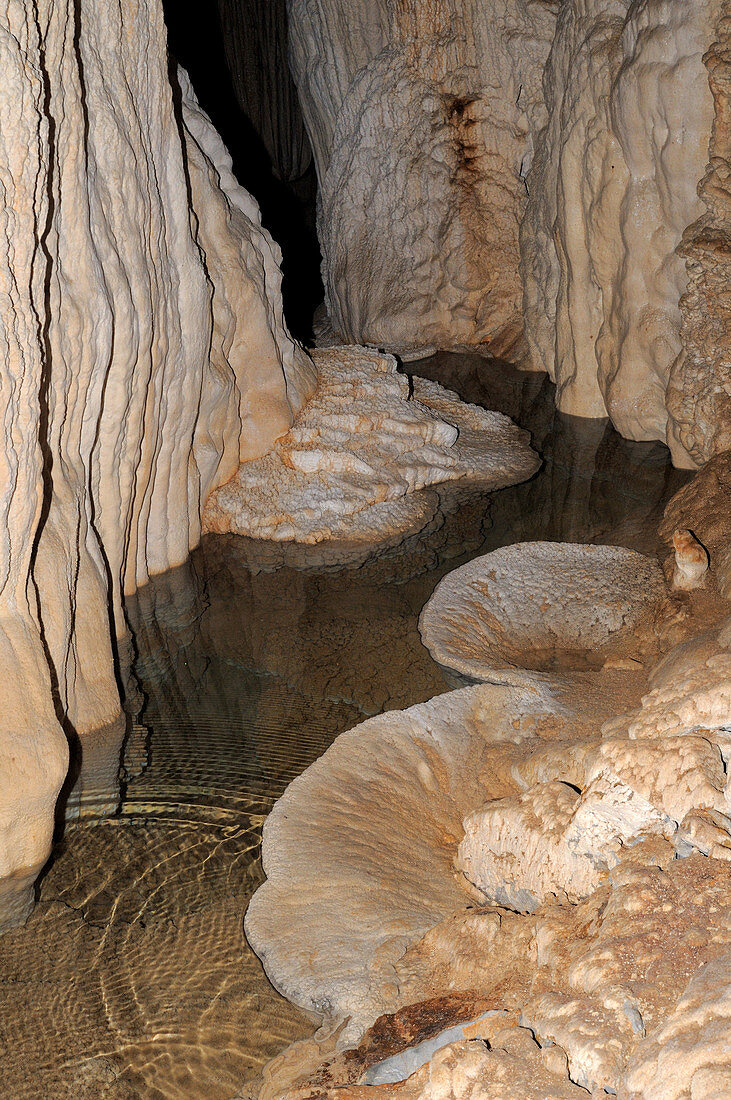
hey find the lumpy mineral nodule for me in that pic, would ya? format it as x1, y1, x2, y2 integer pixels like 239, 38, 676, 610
0, 357, 689, 1099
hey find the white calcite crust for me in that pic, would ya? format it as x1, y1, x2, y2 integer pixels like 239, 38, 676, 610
203, 346, 539, 543
458, 777, 671, 911
419, 541, 666, 681
249, 614, 731, 1094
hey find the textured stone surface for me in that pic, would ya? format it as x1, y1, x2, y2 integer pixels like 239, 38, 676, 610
244, 676, 621, 1044
660, 451, 731, 597
0, 1, 311, 926
0, 3, 72, 929
666, 0, 731, 468
601, 616, 731, 742
622, 950, 731, 1098
216, 0, 312, 184
288, 0, 557, 356
248, 605, 731, 1095
458, 775, 671, 911
419, 541, 666, 681
203, 347, 538, 543
521, 0, 718, 455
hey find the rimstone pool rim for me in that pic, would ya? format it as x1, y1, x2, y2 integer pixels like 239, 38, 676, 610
418, 541, 668, 682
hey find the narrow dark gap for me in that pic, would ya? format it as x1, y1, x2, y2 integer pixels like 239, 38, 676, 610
160, 0, 323, 344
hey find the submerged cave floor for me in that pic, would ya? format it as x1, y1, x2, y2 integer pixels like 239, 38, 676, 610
0, 354, 690, 1099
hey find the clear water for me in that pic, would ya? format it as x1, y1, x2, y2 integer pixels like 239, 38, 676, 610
0, 356, 689, 1099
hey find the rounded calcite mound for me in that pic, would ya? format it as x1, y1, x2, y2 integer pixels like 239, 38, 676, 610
419, 542, 666, 681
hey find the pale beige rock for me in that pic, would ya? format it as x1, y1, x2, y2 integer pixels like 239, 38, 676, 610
608, 619, 731, 741
354, 1037, 585, 1099
248, 618, 731, 1095
203, 346, 539, 544
521, 0, 718, 455
660, 451, 731, 598
0, 5, 70, 928
458, 776, 670, 911
0, 0, 312, 923
666, 1, 731, 468
520, 0, 630, 417
244, 676, 621, 1044
419, 541, 666, 682
670, 529, 709, 591
288, 0, 557, 356
622, 951, 731, 1099
180, 68, 315, 464
524, 858, 731, 1094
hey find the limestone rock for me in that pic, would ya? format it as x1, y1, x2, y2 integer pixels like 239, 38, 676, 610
609, 618, 731, 741
244, 676, 620, 1043
180, 68, 316, 464
525, 858, 731, 1093
660, 451, 731, 597
354, 1037, 585, 1099
0, 4, 70, 928
520, 0, 630, 418
247, 617, 731, 1092
666, 1, 731, 468
288, 0, 557, 356
521, 0, 718, 454
419, 541, 667, 681
0, 0, 311, 925
203, 346, 539, 544
670, 529, 709, 591
458, 774, 672, 912
622, 951, 731, 1099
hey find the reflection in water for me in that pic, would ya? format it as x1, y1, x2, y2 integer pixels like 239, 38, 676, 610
0, 358, 689, 1098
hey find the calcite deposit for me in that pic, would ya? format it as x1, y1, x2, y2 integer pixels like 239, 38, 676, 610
521, 0, 717, 450
287, 0, 558, 356
248, 583, 731, 1097
666, 0, 731, 468
292, 0, 728, 466
419, 541, 667, 682
203, 347, 539, 544
0, 0, 312, 926
660, 450, 731, 597
244, 675, 624, 1043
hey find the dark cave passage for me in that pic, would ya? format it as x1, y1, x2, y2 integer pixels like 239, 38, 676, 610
161, 0, 323, 343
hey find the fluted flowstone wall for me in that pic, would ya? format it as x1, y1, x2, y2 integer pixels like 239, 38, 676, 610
0, 0, 312, 929
295, 0, 728, 464
288, 0, 558, 356
521, 0, 722, 461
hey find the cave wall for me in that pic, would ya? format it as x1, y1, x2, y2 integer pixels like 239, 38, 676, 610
666, 0, 731, 467
216, 0, 312, 185
292, 0, 728, 465
0, 0, 313, 928
521, 0, 718, 458
288, 0, 558, 357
